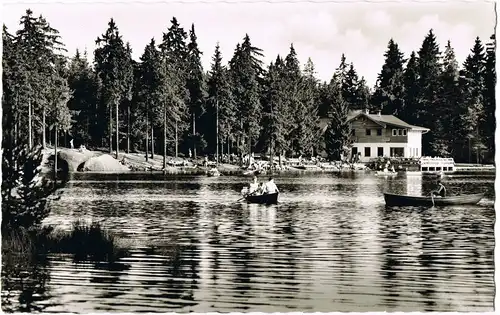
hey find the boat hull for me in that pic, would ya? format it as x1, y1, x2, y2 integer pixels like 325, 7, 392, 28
384, 193, 484, 207
245, 192, 279, 205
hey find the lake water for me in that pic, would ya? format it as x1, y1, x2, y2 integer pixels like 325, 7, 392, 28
2, 172, 495, 312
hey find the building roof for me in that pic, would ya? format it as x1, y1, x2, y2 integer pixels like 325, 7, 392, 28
347, 110, 430, 133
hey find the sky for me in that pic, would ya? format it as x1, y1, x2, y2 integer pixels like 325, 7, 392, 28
3, 0, 496, 88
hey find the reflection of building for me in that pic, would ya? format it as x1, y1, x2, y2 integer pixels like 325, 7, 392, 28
320, 110, 431, 162
406, 174, 422, 196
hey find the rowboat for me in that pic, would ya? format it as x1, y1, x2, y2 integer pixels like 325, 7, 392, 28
376, 171, 397, 176
245, 192, 279, 205
384, 192, 484, 207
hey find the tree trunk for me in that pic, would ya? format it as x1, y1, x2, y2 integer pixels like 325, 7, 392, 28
145, 113, 149, 162
151, 127, 154, 159
175, 121, 178, 158
14, 92, 18, 146
28, 98, 32, 149
115, 99, 119, 159
109, 105, 113, 154
270, 139, 274, 172
216, 99, 219, 166
42, 108, 46, 149
193, 113, 197, 159
163, 104, 167, 169
54, 126, 58, 184
127, 102, 130, 154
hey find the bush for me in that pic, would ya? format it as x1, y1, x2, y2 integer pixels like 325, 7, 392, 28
1, 144, 57, 231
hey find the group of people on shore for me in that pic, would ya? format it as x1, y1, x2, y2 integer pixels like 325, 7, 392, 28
242, 176, 279, 196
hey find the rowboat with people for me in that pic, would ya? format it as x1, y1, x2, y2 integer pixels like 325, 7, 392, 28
383, 192, 484, 207
241, 176, 280, 204
245, 192, 279, 204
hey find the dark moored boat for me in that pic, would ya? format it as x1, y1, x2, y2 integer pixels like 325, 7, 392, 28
384, 192, 484, 207
245, 193, 279, 205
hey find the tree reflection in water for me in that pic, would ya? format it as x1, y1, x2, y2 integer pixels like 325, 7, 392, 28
2, 252, 50, 312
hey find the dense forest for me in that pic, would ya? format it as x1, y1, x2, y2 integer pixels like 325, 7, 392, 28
2, 9, 496, 164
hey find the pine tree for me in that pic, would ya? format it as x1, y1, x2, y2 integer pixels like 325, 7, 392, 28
283, 44, 303, 156
186, 24, 208, 158
482, 34, 495, 161
324, 76, 352, 160
94, 18, 132, 158
229, 35, 264, 159
123, 43, 135, 154
137, 39, 166, 161
299, 58, 321, 156
159, 17, 190, 160
433, 41, 460, 156
402, 51, 419, 124
67, 50, 99, 146
373, 39, 406, 115
207, 43, 235, 158
15, 10, 66, 149
458, 37, 486, 163
416, 29, 442, 155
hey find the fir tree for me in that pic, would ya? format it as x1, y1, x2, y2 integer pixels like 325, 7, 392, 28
458, 37, 486, 163
186, 24, 208, 158
159, 17, 190, 159
482, 34, 495, 160
94, 18, 132, 157
402, 51, 419, 124
373, 39, 406, 115
434, 40, 460, 156
207, 43, 235, 157
261, 57, 289, 167
229, 35, 263, 158
416, 29, 442, 155
67, 50, 99, 146
324, 76, 352, 160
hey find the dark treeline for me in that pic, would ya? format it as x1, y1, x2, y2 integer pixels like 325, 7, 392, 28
3, 10, 496, 164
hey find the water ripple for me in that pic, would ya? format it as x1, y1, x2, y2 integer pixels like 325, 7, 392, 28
2, 173, 494, 313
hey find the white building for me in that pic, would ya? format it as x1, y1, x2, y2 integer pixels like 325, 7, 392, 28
346, 109, 430, 163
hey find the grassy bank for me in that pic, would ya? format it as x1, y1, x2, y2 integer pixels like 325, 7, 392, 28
2, 220, 128, 263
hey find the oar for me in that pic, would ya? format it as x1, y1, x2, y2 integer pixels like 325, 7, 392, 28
431, 192, 435, 207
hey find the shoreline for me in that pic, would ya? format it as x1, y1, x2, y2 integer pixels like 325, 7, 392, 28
42, 147, 495, 177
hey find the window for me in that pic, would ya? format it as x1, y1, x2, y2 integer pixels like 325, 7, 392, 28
392, 129, 408, 136
351, 129, 356, 136
364, 147, 371, 157
390, 147, 404, 157
377, 129, 382, 136
377, 147, 384, 157
366, 129, 371, 136
352, 147, 358, 156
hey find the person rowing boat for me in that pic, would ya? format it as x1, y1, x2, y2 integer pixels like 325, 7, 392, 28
262, 177, 279, 195
432, 180, 447, 197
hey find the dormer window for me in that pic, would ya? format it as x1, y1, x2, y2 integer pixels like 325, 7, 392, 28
366, 129, 371, 136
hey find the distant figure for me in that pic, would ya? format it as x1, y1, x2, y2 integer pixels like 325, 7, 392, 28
433, 180, 447, 197
70, 139, 74, 149
189, 148, 192, 159
262, 177, 279, 195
